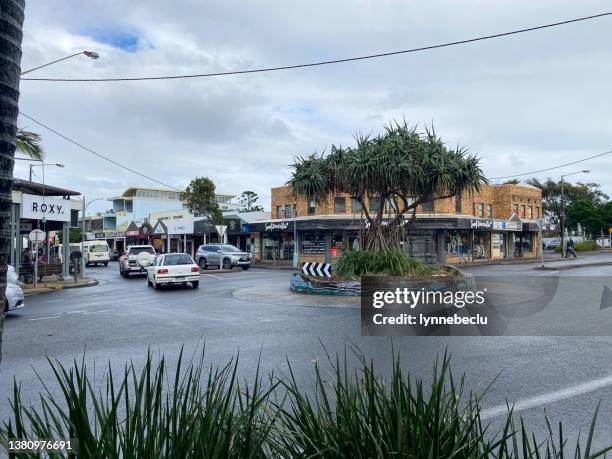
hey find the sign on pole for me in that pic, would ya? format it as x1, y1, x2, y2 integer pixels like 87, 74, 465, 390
608, 227, 612, 233
28, 229, 45, 243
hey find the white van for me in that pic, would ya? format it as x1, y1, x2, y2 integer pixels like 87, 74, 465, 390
83, 240, 111, 266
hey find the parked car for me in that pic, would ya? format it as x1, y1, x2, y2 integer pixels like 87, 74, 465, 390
83, 240, 111, 266
4, 265, 24, 312
194, 244, 251, 270
119, 245, 157, 277
147, 253, 200, 289
543, 238, 561, 250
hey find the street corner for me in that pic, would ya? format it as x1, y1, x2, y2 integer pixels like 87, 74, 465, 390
22, 277, 98, 296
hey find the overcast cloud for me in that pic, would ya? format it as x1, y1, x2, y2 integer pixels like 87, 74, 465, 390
15, 0, 612, 214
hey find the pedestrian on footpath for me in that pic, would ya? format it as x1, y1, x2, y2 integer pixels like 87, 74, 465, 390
458, 240, 467, 263
566, 237, 577, 258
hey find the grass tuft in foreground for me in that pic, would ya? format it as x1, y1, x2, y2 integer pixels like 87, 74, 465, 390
1, 347, 610, 458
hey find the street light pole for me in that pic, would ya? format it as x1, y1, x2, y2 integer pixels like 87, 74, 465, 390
21, 50, 99, 76
25, 161, 64, 181
559, 170, 589, 258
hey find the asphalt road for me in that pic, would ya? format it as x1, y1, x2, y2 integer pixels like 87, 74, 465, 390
1, 257, 611, 450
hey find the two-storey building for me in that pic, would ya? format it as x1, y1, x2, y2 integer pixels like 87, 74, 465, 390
246, 182, 542, 266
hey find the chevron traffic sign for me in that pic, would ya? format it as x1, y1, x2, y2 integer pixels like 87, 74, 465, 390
302, 262, 332, 278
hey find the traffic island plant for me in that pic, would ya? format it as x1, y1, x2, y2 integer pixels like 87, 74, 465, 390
554, 240, 600, 253
2, 348, 610, 458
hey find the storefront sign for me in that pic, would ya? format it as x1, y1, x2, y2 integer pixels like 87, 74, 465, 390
126, 230, 140, 236
470, 219, 492, 230
493, 220, 522, 231
94, 232, 105, 239
151, 211, 194, 235
21, 193, 71, 222
265, 222, 289, 231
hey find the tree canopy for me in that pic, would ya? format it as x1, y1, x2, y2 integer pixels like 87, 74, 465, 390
180, 177, 224, 224
239, 191, 264, 212
288, 121, 487, 250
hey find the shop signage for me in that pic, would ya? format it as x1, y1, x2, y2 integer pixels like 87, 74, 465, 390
126, 230, 140, 236
21, 193, 71, 222
151, 212, 194, 235
493, 220, 522, 231
94, 232, 105, 239
470, 219, 492, 230
265, 222, 289, 231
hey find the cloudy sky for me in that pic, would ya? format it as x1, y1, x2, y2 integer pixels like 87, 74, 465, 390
15, 0, 612, 214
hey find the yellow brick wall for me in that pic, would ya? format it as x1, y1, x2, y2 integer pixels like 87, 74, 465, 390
271, 184, 541, 220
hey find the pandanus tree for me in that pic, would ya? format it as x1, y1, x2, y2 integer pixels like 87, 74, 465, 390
288, 121, 487, 251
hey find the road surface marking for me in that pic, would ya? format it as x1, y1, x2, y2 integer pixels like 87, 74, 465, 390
202, 273, 223, 279
46, 298, 65, 303
538, 270, 559, 276
481, 373, 612, 420
29, 316, 60, 321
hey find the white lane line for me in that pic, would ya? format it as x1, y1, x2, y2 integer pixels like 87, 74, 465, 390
202, 273, 223, 279
29, 316, 60, 321
46, 298, 65, 303
537, 270, 559, 276
481, 373, 612, 420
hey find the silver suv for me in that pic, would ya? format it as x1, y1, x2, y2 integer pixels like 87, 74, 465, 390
195, 244, 251, 270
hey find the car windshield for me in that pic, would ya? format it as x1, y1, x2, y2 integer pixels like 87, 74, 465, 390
130, 247, 155, 255
221, 245, 241, 252
163, 254, 194, 266
90, 245, 109, 252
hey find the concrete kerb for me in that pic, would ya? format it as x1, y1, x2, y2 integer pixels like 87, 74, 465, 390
23, 277, 98, 296
534, 261, 612, 271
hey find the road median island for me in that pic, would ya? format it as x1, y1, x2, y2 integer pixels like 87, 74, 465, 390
22, 277, 98, 296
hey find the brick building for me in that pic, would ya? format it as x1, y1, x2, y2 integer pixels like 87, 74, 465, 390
246, 182, 542, 266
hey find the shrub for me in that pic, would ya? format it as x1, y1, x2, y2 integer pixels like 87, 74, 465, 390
334, 248, 433, 277
2, 348, 610, 458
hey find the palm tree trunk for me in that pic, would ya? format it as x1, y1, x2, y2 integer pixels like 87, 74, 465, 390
0, 0, 25, 368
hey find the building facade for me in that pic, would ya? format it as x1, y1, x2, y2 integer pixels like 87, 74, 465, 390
246, 182, 543, 266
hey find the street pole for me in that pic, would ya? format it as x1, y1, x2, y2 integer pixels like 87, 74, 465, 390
81, 196, 86, 277
539, 218, 544, 268
292, 207, 298, 268
560, 177, 565, 258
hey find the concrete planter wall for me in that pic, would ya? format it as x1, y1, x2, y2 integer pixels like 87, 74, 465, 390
290, 266, 471, 296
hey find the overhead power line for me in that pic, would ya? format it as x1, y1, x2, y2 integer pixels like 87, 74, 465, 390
21, 12, 612, 82
18, 111, 182, 191
488, 149, 612, 180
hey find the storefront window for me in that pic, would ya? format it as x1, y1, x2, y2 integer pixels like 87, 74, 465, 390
284, 205, 293, 218
512, 204, 519, 215
301, 231, 325, 254
331, 233, 343, 257
334, 197, 346, 213
422, 200, 434, 212
476, 203, 484, 217
472, 232, 490, 259
444, 231, 469, 256
520, 205, 526, 218
528, 206, 533, 219
262, 232, 294, 260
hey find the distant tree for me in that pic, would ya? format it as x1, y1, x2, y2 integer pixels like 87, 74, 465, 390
239, 191, 264, 212
502, 179, 519, 185
288, 121, 486, 251
180, 177, 224, 224
525, 178, 608, 224
565, 199, 603, 235
16, 128, 44, 161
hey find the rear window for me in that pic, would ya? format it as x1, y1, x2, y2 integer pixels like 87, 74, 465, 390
163, 254, 194, 266
130, 247, 155, 255
89, 245, 109, 252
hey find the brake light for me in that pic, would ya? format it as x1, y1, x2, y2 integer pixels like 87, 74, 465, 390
157, 268, 169, 274
191, 267, 200, 272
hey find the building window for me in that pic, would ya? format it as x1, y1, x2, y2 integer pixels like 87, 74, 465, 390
536, 206, 540, 219
284, 204, 292, 219
334, 197, 346, 213
528, 206, 533, 219
521, 205, 526, 218
351, 198, 363, 213
384, 197, 397, 213
422, 200, 434, 212
293, 204, 297, 217
487, 204, 493, 218
512, 204, 519, 215
301, 231, 325, 254
455, 195, 462, 214
369, 196, 381, 213
475, 203, 484, 217
276, 206, 283, 219
308, 199, 316, 215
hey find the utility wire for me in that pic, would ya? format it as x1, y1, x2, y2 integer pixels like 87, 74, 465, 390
20, 12, 612, 82
488, 149, 612, 180
19, 111, 182, 191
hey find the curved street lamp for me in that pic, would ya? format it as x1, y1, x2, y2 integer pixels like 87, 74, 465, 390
21, 50, 99, 76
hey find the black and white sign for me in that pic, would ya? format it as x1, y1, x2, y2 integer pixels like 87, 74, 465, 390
302, 262, 332, 277
265, 221, 289, 231
21, 193, 70, 222
470, 219, 492, 230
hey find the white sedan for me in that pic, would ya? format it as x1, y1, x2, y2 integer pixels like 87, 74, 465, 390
147, 253, 200, 289
4, 265, 24, 312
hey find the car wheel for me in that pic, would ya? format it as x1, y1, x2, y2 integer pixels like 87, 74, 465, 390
152, 278, 158, 289
198, 258, 207, 270
222, 258, 232, 270
3, 298, 8, 313
192, 281, 199, 288
104, 262, 108, 267
241, 265, 250, 270
147, 279, 152, 287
